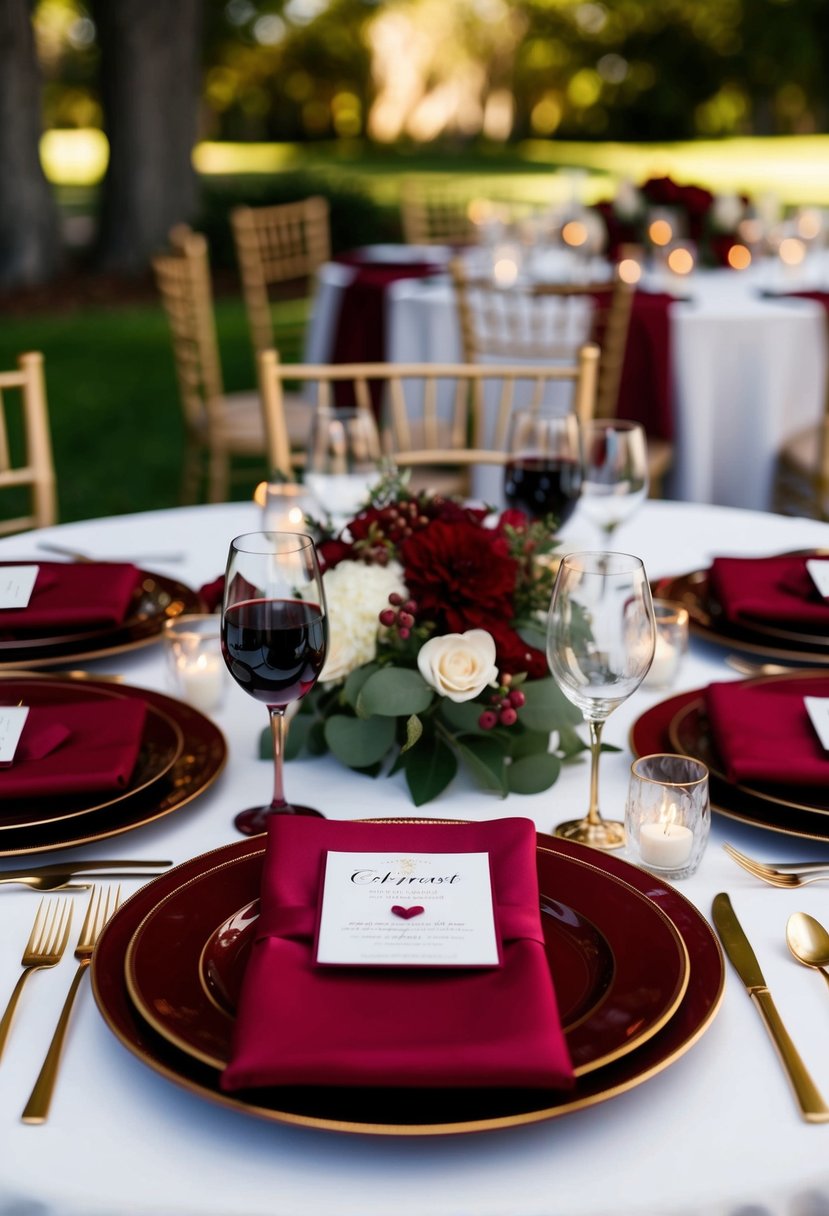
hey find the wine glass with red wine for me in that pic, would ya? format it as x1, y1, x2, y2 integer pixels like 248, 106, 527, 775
503, 410, 582, 524
221, 531, 328, 835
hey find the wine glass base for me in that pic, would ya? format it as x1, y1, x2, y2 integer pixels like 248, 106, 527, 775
554, 817, 626, 851
234, 803, 325, 836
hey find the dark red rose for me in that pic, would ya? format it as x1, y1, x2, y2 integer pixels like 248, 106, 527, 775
487, 620, 548, 679
317, 537, 354, 571
400, 518, 516, 633
497, 508, 530, 532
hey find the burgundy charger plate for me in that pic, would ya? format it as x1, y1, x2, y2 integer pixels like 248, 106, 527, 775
91, 832, 724, 1136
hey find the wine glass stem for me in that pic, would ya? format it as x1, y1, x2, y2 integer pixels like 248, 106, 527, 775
269, 707, 288, 810
586, 718, 605, 827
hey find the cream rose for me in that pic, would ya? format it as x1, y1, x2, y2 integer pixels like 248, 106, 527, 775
417, 630, 499, 703
316, 559, 407, 684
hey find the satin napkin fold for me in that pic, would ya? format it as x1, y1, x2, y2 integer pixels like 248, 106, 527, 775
0, 700, 148, 798
708, 554, 829, 628
221, 816, 574, 1092
704, 677, 829, 786
0, 562, 143, 632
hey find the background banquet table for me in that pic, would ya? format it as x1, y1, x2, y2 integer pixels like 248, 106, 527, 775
1, 499, 829, 1216
306, 252, 828, 512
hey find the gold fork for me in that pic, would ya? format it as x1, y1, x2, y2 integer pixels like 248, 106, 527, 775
723, 843, 829, 888
0, 899, 73, 1063
21, 885, 120, 1124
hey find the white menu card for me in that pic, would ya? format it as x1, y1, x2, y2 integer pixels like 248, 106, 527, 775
316, 851, 499, 967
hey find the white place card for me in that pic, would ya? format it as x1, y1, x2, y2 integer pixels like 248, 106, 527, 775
316, 851, 499, 968
805, 697, 829, 750
806, 559, 829, 598
0, 706, 30, 765
0, 565, 39, 611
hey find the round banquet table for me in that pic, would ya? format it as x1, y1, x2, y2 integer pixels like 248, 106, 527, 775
307, 249, 829, 513
1, 499, 829, 1216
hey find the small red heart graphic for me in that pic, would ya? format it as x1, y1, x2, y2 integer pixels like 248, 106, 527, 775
391, 905, 424, 920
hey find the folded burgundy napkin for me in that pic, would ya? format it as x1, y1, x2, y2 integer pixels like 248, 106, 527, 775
221, 816, 575, 1092
0, 562, 142, 632
704, 677, 829, 786
708, 554, 829, 628
0, 700, 148, 798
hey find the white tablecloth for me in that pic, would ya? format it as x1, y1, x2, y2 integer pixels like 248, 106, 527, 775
1, 501, 829, 1216
308, 255, 828, 512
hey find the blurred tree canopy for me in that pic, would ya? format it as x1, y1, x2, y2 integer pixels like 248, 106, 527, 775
35, 0, 829, 145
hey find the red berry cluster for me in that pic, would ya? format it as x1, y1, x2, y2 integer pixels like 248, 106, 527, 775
379, 592, 418, 640
478, 679, 526, 731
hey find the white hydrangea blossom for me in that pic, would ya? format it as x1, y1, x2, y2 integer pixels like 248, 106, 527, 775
318, 559, 408, 684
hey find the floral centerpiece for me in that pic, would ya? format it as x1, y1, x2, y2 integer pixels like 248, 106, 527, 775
280, 473, 586, 806
596, 175, 749, 267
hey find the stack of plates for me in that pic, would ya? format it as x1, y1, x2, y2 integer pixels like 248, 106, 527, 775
0, 563, 202, 669
632, 670, 829, 842
0, 675, 227, 856
91, 830, 724, 1136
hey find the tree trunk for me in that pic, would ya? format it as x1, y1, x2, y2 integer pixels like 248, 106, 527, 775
92, 0, 203, 273
0, 0, 61, 288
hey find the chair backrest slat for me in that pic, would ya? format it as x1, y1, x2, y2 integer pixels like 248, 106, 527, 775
0, 352, 57, 537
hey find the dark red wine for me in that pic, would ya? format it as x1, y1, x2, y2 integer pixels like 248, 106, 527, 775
222, 598, 327, 707
504, 457, 582, 523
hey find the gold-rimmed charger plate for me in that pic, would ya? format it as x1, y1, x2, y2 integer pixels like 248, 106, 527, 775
123, 843, 689, 1079
0, 677, 183, 831
0, 674, 226, 856
654, 558, 829, 664
0, 564, 203, 669
91, 832, 723, 1136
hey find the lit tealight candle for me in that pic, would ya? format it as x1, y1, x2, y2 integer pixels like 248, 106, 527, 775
177, 652, 225, 713
645, 630, 680, 687
639, 806, 694, 869
648, 218, 673, 247
666, 245, 694, 276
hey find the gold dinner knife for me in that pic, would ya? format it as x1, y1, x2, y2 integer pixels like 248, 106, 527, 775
712, 893, 829, 1123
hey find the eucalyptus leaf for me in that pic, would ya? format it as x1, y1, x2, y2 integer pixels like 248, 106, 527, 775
440, 699, 488, 734
357, 667, 434, 718
284, 715, 313, 760
557, 725, 588, 758
507, 752, 562, 794
343, 662, 379, 709
324, 714, 396, 768
456, 736, 507, 796
520, 678, 582, 731
508, 728, 554, 760
515, 621, 547, 652
403, 737, 457, 806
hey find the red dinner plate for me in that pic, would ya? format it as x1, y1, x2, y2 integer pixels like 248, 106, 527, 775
0, 564, 202, 669
0, 675, 226, 857
91, 831, 724, 1136
0, 678, 183, 831
630, 684, 829, 842
125, 844, 689, 1076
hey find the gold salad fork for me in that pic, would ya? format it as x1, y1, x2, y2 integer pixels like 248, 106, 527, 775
0, 899, 73, 1062
21, 886, 120, 1123
723, 843, 829, 888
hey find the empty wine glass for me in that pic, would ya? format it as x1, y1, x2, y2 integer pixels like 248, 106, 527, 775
547, 551, 655, 849
305, 406, 385, 525
221, 531, 328, 836
503, 410, 583, 525
579, 420, 648, 540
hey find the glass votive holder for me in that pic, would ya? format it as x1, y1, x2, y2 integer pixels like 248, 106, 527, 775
644, 599, 689, 690
163, 614, 226, 714
625, 754, 710, 880
256, 479, 316, 533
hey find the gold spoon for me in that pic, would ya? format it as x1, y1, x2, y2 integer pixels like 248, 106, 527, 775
786, 912, 829, 992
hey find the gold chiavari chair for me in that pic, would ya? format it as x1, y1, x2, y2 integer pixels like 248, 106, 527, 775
231, 196, 331, 357
257, 348, 599, 500
0, 352, 57, 536
399, 178, 478, 248
449, 258, 672, 495
153, 227, 311, 504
